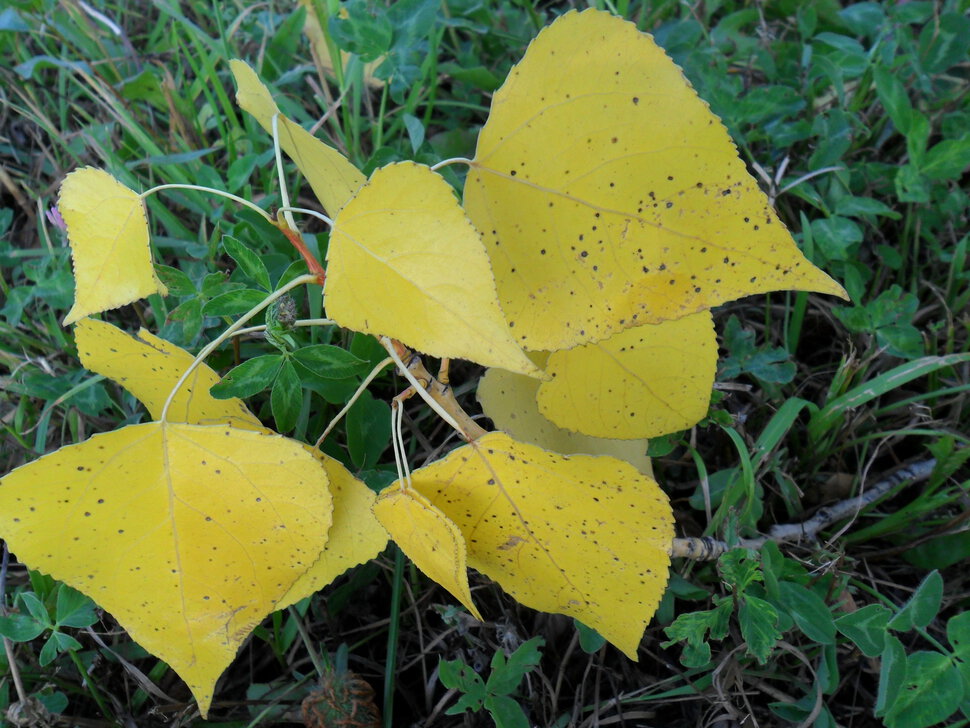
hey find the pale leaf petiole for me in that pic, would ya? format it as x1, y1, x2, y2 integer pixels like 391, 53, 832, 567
313, 356, 394, 448
429, 157, 473, 172
139, 183, 275, 225
271, 113, 298, 231
278, 206, 334, 228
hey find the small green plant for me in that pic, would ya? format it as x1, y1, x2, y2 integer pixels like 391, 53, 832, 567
438, 636, 544, 728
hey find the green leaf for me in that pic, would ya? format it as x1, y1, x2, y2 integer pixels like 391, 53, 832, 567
223, 235, 271, 291
39, 631, 82, 666
836, 604, 891, 658
895, 163, 931, 204
574, 619, 607, 654
484, 694, 530, 728
271, 359, 302, 433
922, 136, 970, 181
778, 581, 836, 644
210, 354, 283, 399
328, 0, 393, 62
155, 264, 196, 297
888, 571, 943, 632
166, 297, 204, 343
948, 611, 970, 658
346, 389, 391, 469
19, 592, 51, 626
873, 66, 913, 135
738, 595, 780, 664
202, 288, 269, 317
947, 611, 970, 687
439, 659, 485, 713
877, 635, 908, 717
678, 640, 712, 668
292, 345, 371, 380
917, 13, 970, 74
54, 586, 97, 629
885, 651, 966, 728
486, 637, 544, 696
0, 613, 46, 642
718, 548, 762, 592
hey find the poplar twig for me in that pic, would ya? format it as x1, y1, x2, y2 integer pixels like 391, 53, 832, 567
670, 459, 937, 560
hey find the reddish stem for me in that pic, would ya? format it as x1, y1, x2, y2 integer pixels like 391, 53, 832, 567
277, 224, 326, 286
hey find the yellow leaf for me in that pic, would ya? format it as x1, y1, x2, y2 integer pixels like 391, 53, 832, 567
59, 168, 167, 326
373, 483, 482, 620
537, 312, 717, 439
277, 453, 388, 609
326, 162, 540, 377
0, 422, 333, 717
229, 59, 366, 216
75, 318, 263, 429
477, 354, 652, 474
412, 432, 673, 657
464, 9, 847, 351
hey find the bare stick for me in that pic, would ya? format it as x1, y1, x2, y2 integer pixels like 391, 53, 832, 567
669, 459, 937, 560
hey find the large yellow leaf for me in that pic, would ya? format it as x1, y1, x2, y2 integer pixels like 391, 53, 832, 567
537, 312, 717, 439
413, 432, 673, 657
0, 422, 332, 717
230, 59, 365, 216
477, 355, 652, 473
60, 168, 167, 326
326, 162, 539, 377
464, 9, 846, 351
373, 484, 482, 620
277, 454, 388, 609
75, 318, 262, 429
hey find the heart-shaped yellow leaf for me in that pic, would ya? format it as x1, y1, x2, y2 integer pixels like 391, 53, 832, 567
230, 59, 365, 216
464, 9, 846, 351
60, 168, 167, 326
411, 432, 673, 657
477, 355, 652, 473
537, 312, 717, 439
326, 162, 539, 377
277, 453, 388, 610
0, 422, 332, 717
373, 483, 482, 620
75, 318, 262, 429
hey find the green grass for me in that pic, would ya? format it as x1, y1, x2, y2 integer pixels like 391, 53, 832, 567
1, 0, 968, 726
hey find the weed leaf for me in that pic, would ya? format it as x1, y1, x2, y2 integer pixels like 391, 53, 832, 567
464, 9, 846, 351
59, 168, 166, 325
326, 162, 539, 376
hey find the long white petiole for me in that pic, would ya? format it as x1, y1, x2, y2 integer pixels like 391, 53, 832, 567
139, 184, 275, 225
314, 356, 394, 448
272, 113, 298, 231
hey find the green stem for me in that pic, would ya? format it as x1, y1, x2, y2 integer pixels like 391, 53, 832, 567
383, 546, 406, 728
288, 605, 330, 677
67, 647, 113, 720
